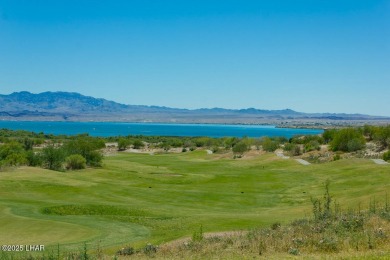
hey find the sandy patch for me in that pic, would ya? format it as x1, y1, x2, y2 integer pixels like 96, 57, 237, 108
296, 159, 311, 165
275, 150, 290, 159
372, 159, 389, 165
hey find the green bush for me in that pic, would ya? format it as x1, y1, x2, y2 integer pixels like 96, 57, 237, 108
383, 151, 390, 161
304, 140, 320, 152
333, 154, 341, 161
117, 246, 135, 256
26, 150, 43, 167
261, 137, 279, 152
65, 154, 86, 170
330, 128, 365, 152
63, 136, 104, 166
322, 129, 337, 144
143, 243, 158, 256
86, 151, 103, 167
0, 141, 28, 166
192, 225, 204, 242
132, 140, 145, 149
283, 143, 294, 152
373, 125, 390, 149
232, 142, 248, 155
284, 143, 301, 156
42, 145, 65, 171
117, 138, 131, 151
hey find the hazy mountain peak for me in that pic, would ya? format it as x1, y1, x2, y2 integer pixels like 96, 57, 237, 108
0, 91, 388, 124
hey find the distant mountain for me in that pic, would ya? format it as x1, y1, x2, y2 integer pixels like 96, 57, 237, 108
0, 91, 389, 127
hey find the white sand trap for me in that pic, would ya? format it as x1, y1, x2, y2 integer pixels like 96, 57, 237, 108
372, 159, 389, 165
275, 152, 290, 159
206, 150, 213, 154
296, 159, 311, 165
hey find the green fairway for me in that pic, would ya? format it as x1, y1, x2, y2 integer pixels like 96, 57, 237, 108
1, 150, 389, 252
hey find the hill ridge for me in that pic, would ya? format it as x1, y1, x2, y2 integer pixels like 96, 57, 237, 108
0, 91, 389, 125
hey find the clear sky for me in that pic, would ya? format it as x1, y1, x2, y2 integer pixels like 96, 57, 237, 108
0, 0, 389, 115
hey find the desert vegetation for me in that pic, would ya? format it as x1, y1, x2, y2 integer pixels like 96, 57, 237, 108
1, 125, 390, 170
1, 125, 390, 259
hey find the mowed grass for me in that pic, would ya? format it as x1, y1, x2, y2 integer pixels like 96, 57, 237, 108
0, 150, 389, 253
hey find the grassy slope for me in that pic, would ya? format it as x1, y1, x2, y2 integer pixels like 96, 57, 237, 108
0, 151, 389, 253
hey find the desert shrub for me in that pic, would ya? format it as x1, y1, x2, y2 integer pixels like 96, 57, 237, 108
322, 129, 337, 144
347, 138, 365, 152
86, 151, 103, 167
132, 140, 144, 149
288, 247, 300, 255
317, 237, 339, 252
338, 213, 365, 232
232, 142, 248, 155
26, 150, 43, 167
330, 128, 365, 152
117, 138, 131, 151
304, 140, 320, 152
283, 143, 294, 152
183, 140, 195, 148
143, 243, 158, 256
211, 146, 219, 153
194, 137, 213, 147
223, 137, 240, 148
271, 222, 281, 230
22, 137, 34, 151
63, 136, 104, 166
311, 181, 332, 221
116, 246, 135, 256
383, 151, 390, 161
192, 225, 204, 242
66, 154, 86, 170
373, 125, 390, 149
0, 141, 28, 166
261, 137, 279, 152
42, 145, 66, 171
293, 145, 302, 156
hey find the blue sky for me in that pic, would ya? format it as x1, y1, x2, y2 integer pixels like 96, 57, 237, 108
0, 0, 389, 115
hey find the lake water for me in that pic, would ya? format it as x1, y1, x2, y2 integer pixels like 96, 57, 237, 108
0, 121, 323, 138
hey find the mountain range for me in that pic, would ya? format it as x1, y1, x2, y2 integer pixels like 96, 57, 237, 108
1, 91, 389, 127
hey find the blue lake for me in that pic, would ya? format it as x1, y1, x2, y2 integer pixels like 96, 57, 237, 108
0, 121, 323, 138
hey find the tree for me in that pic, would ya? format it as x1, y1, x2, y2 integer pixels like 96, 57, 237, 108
232, 142, 249, 156
373, 125, 390, 149
261, 137, 279, 152
42, 145, 65, 171
0, 141, 27, 166
63, 136, 104, 166
322, 129, 337, 144
118, 138, 131, 151
22, 138, 34, 151
26, 150, 43, 167
330, 128, 365, 152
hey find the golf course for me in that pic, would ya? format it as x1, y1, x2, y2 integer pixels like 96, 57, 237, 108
1, 149, 390, 257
